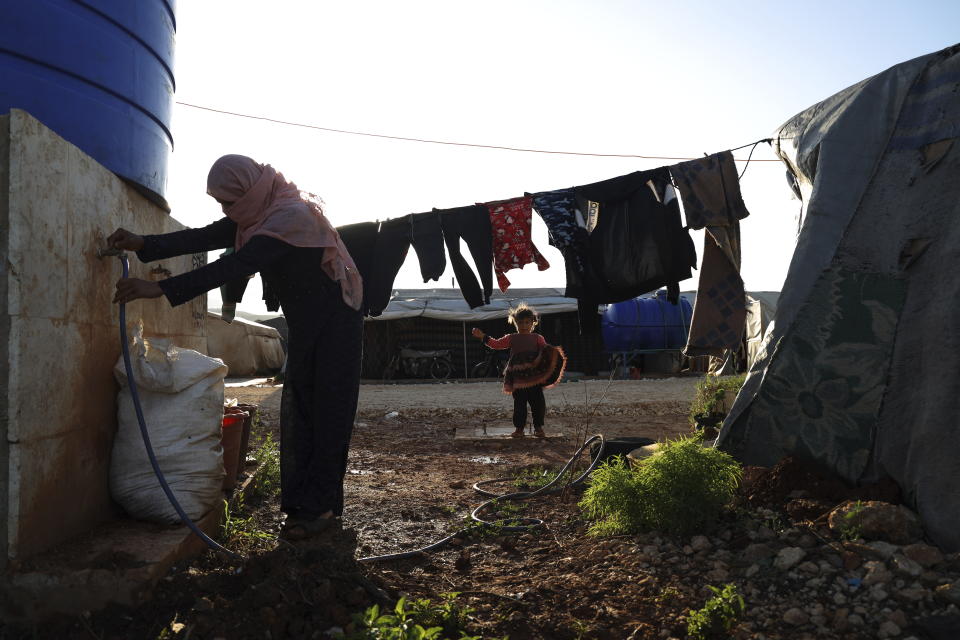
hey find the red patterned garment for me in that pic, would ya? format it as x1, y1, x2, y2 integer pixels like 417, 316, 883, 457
484, 195, 549, 292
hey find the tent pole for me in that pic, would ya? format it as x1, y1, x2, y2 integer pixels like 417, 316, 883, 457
462, 321, 468, 380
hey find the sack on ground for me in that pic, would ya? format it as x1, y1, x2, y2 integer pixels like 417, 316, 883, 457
110, 332, 227, 524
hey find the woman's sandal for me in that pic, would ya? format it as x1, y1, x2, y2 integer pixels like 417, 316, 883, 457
281, 516, 339, 540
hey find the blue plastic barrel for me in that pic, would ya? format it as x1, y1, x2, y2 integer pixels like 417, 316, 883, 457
601, 290, 692, 352
0, 0, 176, 209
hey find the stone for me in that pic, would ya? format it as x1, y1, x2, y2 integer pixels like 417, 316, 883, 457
891, 555, 923, 578
832, 608, 850, 631
705, 568, 729, 582
903, 543, 944, 568
871, 587, 889, 602
690, 535, 711, 552
745, 564, 760, 578
743, 543, 775, 563
867, 541, 901, 560
797, 561, 820, 575
774, 547, 806, 571
887, 610, 909, 628
877, 620, 901, 638
848, 614, 865, 627
828, 501, 923, 545
934, 582, 960, 605
894, 587, 926, 603
843, 551, 863, 570
863, 561, 893, 586
783, 608, 808, 626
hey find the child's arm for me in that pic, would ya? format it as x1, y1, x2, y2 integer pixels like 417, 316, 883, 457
536, 334, 547, 348
484, 334, 512, 350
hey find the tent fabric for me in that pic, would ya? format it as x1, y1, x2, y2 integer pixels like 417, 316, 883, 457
367, 288, 579, 321
206, 311, 286, 375
717, 43, 960, 550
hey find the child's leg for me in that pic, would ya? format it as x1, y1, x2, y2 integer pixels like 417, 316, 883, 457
530, 386, 546, 436
512, 389, 528, 433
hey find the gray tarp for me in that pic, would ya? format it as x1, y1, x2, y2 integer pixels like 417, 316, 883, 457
368, 288, 578, 321
206, 311, 285, 376
718, 43, 960, 550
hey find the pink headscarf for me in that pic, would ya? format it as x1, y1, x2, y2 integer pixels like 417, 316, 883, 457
206, 154, 362, 311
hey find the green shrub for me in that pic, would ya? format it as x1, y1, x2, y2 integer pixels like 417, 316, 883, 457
579, 436, 742, 537
686, 584, 745, 639
338, 593, 506, 640
689, 374, 747, 426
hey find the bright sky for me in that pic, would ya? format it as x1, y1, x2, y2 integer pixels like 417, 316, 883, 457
165, 1, 960, 314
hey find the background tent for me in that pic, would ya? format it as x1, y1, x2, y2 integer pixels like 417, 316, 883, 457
206, 312, 285, 376
717, 43, 960, 550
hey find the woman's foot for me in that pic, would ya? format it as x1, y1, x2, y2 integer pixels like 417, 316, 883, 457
510, 428, 525, 438
533, 426, 546, 438
281, 513, 339, 540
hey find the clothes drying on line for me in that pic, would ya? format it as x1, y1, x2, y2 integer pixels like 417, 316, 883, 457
484, 195, 549, 293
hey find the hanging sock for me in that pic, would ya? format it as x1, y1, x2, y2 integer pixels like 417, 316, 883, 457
671, 150, 749, 358
484, 195, 549, 292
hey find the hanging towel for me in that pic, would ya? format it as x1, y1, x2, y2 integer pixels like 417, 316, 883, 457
437, 204, 494, 308
337, 221, 379, 316
671, 150, 749, 357
484, 195, 549, 292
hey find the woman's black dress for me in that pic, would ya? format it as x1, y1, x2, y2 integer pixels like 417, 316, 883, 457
137, 217, 362, 517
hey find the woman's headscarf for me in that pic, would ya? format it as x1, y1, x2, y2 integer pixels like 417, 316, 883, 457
206, 154, 362, 311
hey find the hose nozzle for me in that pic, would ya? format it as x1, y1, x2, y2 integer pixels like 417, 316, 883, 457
97, 247, 125, 259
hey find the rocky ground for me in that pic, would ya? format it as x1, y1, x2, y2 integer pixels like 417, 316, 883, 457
3, 377, 960, 639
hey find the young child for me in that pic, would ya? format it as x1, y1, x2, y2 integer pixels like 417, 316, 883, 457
472, 304, 566, 438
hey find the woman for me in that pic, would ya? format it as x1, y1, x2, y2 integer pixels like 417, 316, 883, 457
109, 154, 363, 539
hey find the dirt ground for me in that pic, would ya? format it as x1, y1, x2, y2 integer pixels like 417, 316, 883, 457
5, 377, 958, 639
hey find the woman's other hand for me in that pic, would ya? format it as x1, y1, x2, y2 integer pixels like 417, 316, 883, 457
113, 277, 163, 304
471, 327, 485, 339
107, 228, 145, 252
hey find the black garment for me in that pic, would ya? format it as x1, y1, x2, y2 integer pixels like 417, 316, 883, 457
512, 386, 546, 430
437, 205, 493, 308
571, 168, 697, 331
366, 213, 446, 317
337, 221, 379, 315
137, 218, 363, 517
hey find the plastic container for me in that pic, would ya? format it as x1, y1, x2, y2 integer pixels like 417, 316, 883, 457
0, 0, 176, 208
601, 290, 692, 352
221, 412, 247, 491
235, 403, 259, 473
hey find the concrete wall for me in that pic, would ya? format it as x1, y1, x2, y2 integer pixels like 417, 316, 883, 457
1, 110, 208, 570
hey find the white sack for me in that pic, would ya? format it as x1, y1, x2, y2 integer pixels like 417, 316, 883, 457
110, 333, 227, 524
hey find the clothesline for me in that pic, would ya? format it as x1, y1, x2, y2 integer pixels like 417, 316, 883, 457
175, 101, 785, 163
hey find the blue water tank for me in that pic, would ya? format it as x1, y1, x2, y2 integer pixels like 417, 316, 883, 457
0, 0, 176, 209
601, 290, 692, 352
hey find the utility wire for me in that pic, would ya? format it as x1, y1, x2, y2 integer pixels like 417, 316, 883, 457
175, 101, 782, 163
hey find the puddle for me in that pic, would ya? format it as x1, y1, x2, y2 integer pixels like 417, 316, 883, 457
348, 469, 395, 475
463, 456, 503, 464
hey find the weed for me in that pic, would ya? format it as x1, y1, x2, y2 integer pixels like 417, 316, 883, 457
839, 500, 865, 541
569, 618, 591, 640
220, 494, 275, 550
689, 374, 746, 427
512, 466, 558, 491
579, 436, 742, 537
337, 593, 505, 640
249, 432, 280, 501
655, 586, 681, 604
686, 583, 745, 639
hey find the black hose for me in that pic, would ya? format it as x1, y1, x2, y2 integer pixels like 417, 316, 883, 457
357, 434, 606, 563
118, 254, 241, 560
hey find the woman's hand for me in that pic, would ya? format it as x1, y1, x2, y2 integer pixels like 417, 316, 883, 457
113, 278, 163, 304
107, 228, 145, 252
471, 327, 485, 339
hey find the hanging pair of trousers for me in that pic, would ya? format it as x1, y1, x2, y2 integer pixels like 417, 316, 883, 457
367, 212, 446, 316
512, 385, 546, 430
437, 204, 493, 308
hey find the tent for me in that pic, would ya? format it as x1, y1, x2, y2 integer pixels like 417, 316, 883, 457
206, 311, 285, 376
369, 288, 578, 321
744, 292, 778, 371
717, 44, 960, 549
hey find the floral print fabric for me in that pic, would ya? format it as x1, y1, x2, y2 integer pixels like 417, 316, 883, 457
484, 195, 549, 292
720, 266, 906, 482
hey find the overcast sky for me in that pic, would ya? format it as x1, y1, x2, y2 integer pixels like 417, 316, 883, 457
164, 1, 960, 313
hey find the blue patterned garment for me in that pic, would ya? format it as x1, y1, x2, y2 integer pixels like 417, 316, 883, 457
530, 188, 588, 272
